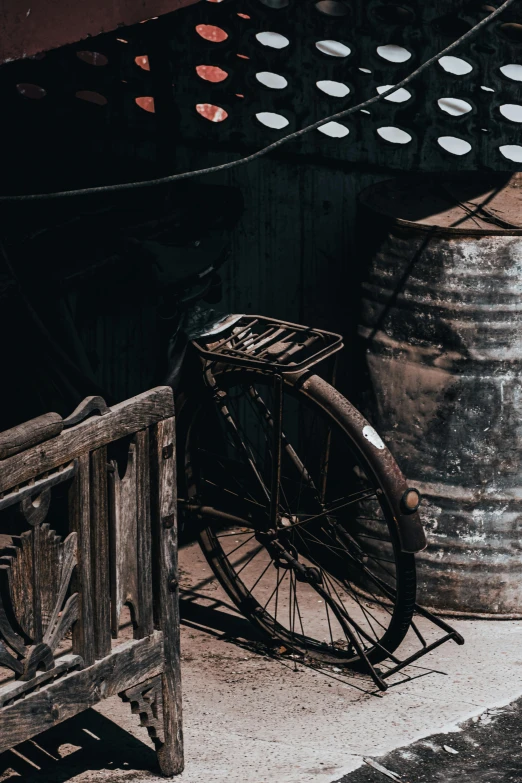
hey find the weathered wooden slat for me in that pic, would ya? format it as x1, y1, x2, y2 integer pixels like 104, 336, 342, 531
0, 632, 164, 754
109, 445, 139, 636
69, 454, 95, 667
136, 430, 154, 639
91, 447, 111, 660
0, 413, 63, 460
0, 462, 77, 513
0, 387, 174, 493
151, 417, 184, 776
0, 654, 83, 708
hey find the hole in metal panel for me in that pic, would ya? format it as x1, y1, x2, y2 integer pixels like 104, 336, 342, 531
316, 40, 351, 57
359, 67, 372, 73
376, 85, 411, 102
76, 51, 108, 66
315, 1, 350, 16
481, 85, 495, 92
135, 55, 150, 71
499, 104, 522, 122
433, 15, 471, 37
256, 71, 288, 89
258, 0, 290, 7
256, 111, 289, 129
500, 64, 522, 81
77, 90, 108, 105
318, 121, 349, 137
16, 83, 46, 99
196, 65, 229, 82
377, 126, 412, 144
498, 23, 522, 43
438, 56, 473, 75
196, 24, 228, 42
373, 5, 415, 24
437, 136, 472, 155
196, 103, 228, 121
135, 96, 154, 112
437, 97, 472, 116
317, 80, 350, 97
256, 31, 290, 48
500, 144, 522, 162
376, 44, 411, 63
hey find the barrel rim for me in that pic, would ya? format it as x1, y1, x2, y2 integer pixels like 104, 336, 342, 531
358, 177, 522, 238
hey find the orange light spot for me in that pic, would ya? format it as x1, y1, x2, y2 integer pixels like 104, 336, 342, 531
196, 65, 228, 82
196, 103, 228, 122
135, 55, 150, 71
238, 13, 250, 18
196, 24, 228, 42
237, 53, 250, 59
135, 96, 155, 113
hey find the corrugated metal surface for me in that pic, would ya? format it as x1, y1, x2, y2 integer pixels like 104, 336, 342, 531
358, 175, 522, 616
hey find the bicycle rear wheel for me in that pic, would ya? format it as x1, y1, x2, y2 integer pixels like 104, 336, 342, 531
180, 369, 416, 666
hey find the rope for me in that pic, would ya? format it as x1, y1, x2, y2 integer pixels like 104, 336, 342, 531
0, 0, 517, 202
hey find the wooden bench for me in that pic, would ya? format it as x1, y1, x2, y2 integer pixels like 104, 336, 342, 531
0, 387, 183, 776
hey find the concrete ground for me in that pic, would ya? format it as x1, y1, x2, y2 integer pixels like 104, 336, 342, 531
2, 539, 522, 783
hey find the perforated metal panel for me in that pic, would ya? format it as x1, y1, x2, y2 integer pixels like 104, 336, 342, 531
172, 0, 522, 170
1, 0, 522, 187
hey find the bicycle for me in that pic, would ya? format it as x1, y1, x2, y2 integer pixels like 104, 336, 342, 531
141, 186, 429, 691
6, 181, 429, 691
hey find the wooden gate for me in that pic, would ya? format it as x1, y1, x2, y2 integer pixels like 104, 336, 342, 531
0, 386, 183, 776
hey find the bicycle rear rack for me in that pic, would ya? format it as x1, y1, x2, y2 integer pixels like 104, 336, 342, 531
191, 315, 343, 373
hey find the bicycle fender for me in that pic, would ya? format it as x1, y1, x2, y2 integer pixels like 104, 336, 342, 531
292, 373, 427, 554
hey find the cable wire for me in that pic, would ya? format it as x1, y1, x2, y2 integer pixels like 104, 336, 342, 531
0, 0, 516, 202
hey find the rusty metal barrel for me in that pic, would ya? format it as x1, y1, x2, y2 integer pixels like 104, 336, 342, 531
357, 173, 522, 616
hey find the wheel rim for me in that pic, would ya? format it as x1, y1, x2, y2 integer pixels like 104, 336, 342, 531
184, 371, 414, 666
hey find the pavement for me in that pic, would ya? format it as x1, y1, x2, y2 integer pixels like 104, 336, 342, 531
2, 539, 522, 783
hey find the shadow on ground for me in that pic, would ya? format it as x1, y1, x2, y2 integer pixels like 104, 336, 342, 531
0, 710, 157, 782
0, 594, 262, 783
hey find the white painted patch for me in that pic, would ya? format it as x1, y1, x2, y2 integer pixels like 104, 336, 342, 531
438, 56, 473, 75
437, 97, 472, 116
500, 63, 522, 82
316, 40, 351, 57
256, 31, 289, 49
377, 85, 411, 103
362, 425, 385, 450
377, 44, 411, 63
318, 121, 349, 138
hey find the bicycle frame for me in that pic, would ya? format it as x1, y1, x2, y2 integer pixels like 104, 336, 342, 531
174, 312, 427, 556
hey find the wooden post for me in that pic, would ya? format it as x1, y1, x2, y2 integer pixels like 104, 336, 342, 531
136, 430, 154, 639
69, 453, 95, 667
151, 417, 184, 776
91, 446, 111, 660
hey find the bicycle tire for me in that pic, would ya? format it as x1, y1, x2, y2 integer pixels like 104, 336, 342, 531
178, 368, 416, 666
